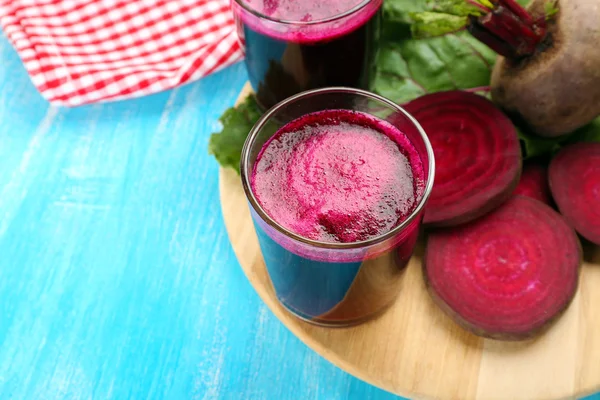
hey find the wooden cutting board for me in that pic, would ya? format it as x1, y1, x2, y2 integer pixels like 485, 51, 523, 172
219, 84, 600, 400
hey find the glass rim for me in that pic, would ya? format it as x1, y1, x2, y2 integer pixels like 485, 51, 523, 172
232, 0, 376, 26
240, 87, 436, 250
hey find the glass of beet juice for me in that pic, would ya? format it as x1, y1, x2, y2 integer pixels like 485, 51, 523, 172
241, 88, 435, 327
231, 0, 382, 110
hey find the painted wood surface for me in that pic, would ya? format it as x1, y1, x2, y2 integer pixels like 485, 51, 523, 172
0, 36, 402, 399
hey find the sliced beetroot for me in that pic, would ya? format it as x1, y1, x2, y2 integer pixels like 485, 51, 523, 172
513, 161, 553, 206
424, 195, 581, 341
549, 142, 600, 245
404, 91, 522, 227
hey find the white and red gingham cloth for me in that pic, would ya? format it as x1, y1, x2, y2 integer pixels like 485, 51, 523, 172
0, 0, 244, 106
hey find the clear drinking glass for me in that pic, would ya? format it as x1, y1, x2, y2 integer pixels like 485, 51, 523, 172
240, 88, 435, 327
231, 0, 383, 110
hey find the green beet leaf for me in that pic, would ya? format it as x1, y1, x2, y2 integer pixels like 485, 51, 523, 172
517, 129, 566, 160
410, 12, 469, 38
208, 95, 262, 173
383, 0, 492, 23
567, 118, 600, 145
408, 0, 531, 39
422, 0, 489, 17
372, 31, 496, 105
384, 0, 428, 25
544, 0, 559, 18
408, 0, 486, 38
381, 0, 428, 41
517, 117, 600, 160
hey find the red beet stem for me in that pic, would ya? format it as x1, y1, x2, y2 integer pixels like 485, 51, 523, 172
498, 0, 534, 25
467, 0, 547, 59
483, 10, 539, 57
495, 8, 540, 48
425, 195, 582, 341
533, 13, 548, 31
467, 16, 519, 59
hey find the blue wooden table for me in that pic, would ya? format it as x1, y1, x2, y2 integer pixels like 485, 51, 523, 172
0, 36, 403, 399
2, 35, 599, 400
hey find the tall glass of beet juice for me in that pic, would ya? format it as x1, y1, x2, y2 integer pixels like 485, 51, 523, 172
241, 88, 435, 327
231, 0, 382, 110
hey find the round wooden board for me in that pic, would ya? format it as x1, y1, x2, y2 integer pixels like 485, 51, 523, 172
219, 85, 600, 400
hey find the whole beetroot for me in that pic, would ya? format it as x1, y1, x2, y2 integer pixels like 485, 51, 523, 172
465, 0, 600, 137
489, 0, 600, 137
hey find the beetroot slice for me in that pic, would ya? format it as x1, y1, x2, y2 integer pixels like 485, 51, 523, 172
404, 91, 522, 227
549, 143, 600, 245
513, 161, 553, 206
424, 195, 581, 341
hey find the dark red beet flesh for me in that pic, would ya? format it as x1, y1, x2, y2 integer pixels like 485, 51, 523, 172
549, 143, 600, 245
404, 91, 522, 227
424, 195, 581, 341
513, 161, 553, 206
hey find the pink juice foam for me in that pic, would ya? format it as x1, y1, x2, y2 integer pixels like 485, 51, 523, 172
251, 110, 425, 244
234, 0, 382, 43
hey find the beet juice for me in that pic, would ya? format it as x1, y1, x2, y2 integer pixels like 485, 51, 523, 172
231, 0, 382, 110
241, 89, 434, 326
247, 107, 428, 325
252, 110, 424, 244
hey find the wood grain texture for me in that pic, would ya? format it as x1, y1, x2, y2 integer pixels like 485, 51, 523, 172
221, 85, 600, 400
0, 36, 402, 400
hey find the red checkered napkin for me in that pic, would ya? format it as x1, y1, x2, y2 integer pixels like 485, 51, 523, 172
0, 0, 244, 106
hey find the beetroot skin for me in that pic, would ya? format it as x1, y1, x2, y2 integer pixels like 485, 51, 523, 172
490, 0, 600, 137
549, 142, 600, 245
424, 195, 582, 341
465, 0, 600, 137
404, 91, 522, 227
513, 161, 553, 206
